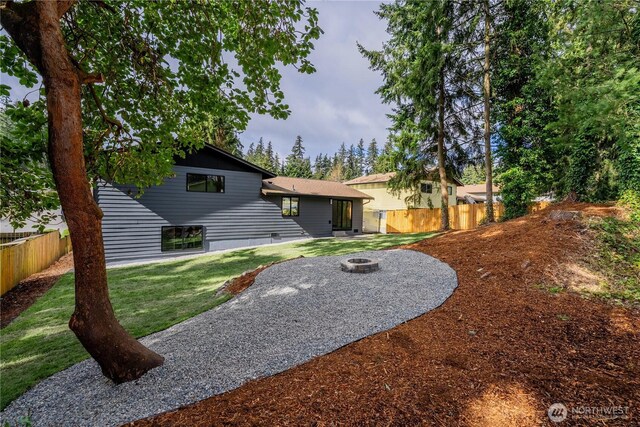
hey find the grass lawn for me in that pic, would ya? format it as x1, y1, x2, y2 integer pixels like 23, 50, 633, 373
0, 232, 434, 410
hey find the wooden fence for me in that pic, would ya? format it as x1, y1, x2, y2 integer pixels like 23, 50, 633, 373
386, 202, 550, 234
0, 231, 72, 296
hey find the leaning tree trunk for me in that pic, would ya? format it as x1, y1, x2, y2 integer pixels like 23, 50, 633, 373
34, 1, 163, 381
483, 0, 495, 222
436, 51, 449, 231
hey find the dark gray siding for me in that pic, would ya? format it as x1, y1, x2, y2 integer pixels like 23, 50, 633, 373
266, 196, 332, 236
97, 165, 363, 263
352, 199, 364, 232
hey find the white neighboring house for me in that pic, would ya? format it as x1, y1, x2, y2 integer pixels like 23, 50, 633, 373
456, 183, 501, 204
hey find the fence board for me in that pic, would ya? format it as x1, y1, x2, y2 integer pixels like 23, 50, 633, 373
0, 231, 72, 296
386, 202, 549, 234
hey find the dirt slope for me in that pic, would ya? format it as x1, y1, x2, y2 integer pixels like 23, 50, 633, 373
131, 203, 639, 426
1, 253, 74, 328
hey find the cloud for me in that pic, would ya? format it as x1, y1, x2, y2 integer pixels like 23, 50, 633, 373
241, 1, 392, 158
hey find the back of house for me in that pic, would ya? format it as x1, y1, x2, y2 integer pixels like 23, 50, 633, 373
95, 145, 371, 263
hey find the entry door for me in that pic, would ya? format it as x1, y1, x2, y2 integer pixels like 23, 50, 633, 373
332, 199, 353, 230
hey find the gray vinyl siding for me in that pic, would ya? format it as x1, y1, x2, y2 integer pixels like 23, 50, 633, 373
352, 199, 363, 232
97, 165, 364, 263
267, 196, 332, 236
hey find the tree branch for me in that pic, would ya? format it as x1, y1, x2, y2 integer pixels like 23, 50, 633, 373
88, 83, 122, 130
56, 0, 77, 18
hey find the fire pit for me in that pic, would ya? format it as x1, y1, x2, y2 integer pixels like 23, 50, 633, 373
340, 257, 380, 273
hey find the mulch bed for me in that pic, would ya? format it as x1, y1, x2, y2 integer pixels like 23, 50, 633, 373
1, 253, 74, 328
127, 203, 636, 425
224, 257, 303, 296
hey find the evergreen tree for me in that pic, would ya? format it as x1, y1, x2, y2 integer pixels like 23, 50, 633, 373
255, 138, 265, 162
284, 135, 313, 178
492, 0, 556, 218
360, 0, 482, 229
313, 154, 326, 179
356, 138, 366, 177
274, 153, 282, 174
365, 139, 379, 174
374, 139, 396, 173
246, 143, 256, 161
265, 141, 276, 171
461, 165, 486, 185
337, 142, 348, 169
328, 153, 345, 181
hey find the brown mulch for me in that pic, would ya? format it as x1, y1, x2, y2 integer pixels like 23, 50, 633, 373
224, 257, 304, 295
0, 252, 74, 328
224, 265, 271, 295
130, 203, 640, 426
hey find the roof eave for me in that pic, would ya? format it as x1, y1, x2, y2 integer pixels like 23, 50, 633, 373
203, 144, 276, 179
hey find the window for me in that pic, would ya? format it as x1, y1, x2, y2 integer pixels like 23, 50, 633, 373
448, 185, 453, 195
161, 226, 203, 252
186, 173, 224, 193
420, 183, 433, 193
282, 196, 299, 216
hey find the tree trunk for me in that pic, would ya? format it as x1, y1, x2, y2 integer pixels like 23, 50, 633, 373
483, 0, 495, 222
437, 56, 449, 231
35, 1, 163, 382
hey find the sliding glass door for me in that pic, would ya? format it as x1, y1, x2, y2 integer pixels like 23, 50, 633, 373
332, 199, 352, 230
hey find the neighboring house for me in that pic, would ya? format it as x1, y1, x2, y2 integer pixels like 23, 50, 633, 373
456, 183, 501, 204
344, 172, 463, 233
95, 145, 371, 263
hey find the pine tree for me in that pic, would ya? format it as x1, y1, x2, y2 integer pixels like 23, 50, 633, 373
313, 154, 326, 179
328, 153, 345, 181
374, 138, 396, 173
284, 135, 313, 178
356, 138, 366, 177
344, 144, 358, 180
265, 141, 274, 167
246, 143, 255, 160
365, 139, 379, 174
461, 165, 486, 185
360, 0, 483, 229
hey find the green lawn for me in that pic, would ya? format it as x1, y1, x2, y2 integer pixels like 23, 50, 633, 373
0, 232, 434, 409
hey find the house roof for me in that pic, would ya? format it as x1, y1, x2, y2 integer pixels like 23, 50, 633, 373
262, 176, 373, 199
202, 144, 276, 179
343, 173, 396, 185
458, 183, 500, 196
344, 172, 464, 187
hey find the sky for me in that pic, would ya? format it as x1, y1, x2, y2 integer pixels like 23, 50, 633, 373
1, 1, 392, 161
242, 1, 393, 160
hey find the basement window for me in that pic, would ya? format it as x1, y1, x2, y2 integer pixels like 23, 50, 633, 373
161, 226, 203, 252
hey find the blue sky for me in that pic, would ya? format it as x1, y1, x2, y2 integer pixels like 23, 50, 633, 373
1, 1, 392, 160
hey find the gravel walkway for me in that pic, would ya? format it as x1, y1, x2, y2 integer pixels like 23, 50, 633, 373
0, 249, 457, 426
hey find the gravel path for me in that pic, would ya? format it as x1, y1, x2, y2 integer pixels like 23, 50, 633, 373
1, 249, 457, 426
